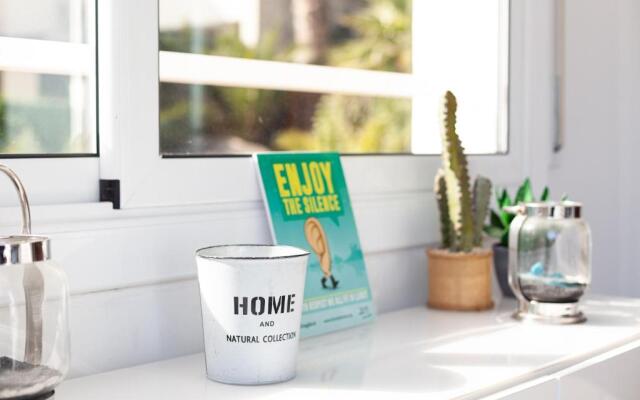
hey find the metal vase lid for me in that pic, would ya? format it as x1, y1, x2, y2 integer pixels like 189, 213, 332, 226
520, 201, 582, 219
0, 165, 50, 265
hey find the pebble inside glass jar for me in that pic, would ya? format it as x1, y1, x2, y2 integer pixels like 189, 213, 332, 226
509, 202, 592, 323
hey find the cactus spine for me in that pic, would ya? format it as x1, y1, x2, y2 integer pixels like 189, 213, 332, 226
436, 91, 492, 253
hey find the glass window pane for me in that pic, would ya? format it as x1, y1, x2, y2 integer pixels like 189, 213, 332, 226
0, 0, 95, 156
159, 0, 412, 73
0, 72, 95, 155
0, 0, 89, 42
158, 0, 508, 156
160, 84, 411, 155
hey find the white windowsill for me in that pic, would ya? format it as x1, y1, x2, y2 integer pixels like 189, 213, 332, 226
58, 296, 640, 399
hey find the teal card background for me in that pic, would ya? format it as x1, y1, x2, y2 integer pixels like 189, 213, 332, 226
255, 152, 375, 337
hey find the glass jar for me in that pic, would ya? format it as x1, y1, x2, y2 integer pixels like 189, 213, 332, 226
0, 165, 69, 400
509, 201, 592, 323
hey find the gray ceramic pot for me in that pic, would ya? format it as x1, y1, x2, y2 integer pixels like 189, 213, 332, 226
492, 243, 514, 297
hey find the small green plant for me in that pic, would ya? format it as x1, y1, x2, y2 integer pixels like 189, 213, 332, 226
435, 91, 492, 253
484, 178, 550, 247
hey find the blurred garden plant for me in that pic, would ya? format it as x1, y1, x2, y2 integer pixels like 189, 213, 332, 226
159, 0, 413, 154
159, 27, 285, 153
273, 0, 412, 153
329, 0, 412, 73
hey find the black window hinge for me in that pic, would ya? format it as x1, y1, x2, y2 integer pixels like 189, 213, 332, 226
99, 179, 121, 209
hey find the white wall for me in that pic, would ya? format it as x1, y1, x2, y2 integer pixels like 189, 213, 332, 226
616, 0, 640, 297
547, 0, 640, 296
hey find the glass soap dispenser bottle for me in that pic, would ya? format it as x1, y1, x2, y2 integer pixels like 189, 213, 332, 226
0, 165, 70, 400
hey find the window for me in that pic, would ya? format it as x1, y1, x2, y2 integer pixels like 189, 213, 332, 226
0, 0, 533, 208
90, 0, 522, 208
158, 0, 508, 156
0, 0, 97, 156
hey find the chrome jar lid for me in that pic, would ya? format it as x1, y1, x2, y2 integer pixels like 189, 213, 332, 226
0, 164, 50, 266
523, 201, 582, 219
0, 235, 51, 265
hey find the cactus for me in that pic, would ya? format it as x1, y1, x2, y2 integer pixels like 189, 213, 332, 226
435, 169, 455, 249
435, 91, 492, 253
441, 91, 474, 252
472, 176, 492, 247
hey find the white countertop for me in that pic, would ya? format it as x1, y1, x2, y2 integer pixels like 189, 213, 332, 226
57, 296, 640, 399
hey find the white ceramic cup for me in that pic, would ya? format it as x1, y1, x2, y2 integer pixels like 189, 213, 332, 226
195, 244, 309, 385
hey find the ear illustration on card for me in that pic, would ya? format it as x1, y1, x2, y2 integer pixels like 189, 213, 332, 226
304, 217, 339, 289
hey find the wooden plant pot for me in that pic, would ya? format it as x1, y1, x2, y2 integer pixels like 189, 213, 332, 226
427, 248, 494, 311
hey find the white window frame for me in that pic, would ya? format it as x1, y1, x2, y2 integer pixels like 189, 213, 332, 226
0, 0, 556, 210
96, 0, 552, 210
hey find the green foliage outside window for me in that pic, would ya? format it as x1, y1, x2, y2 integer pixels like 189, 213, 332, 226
159, 0, 413, 155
